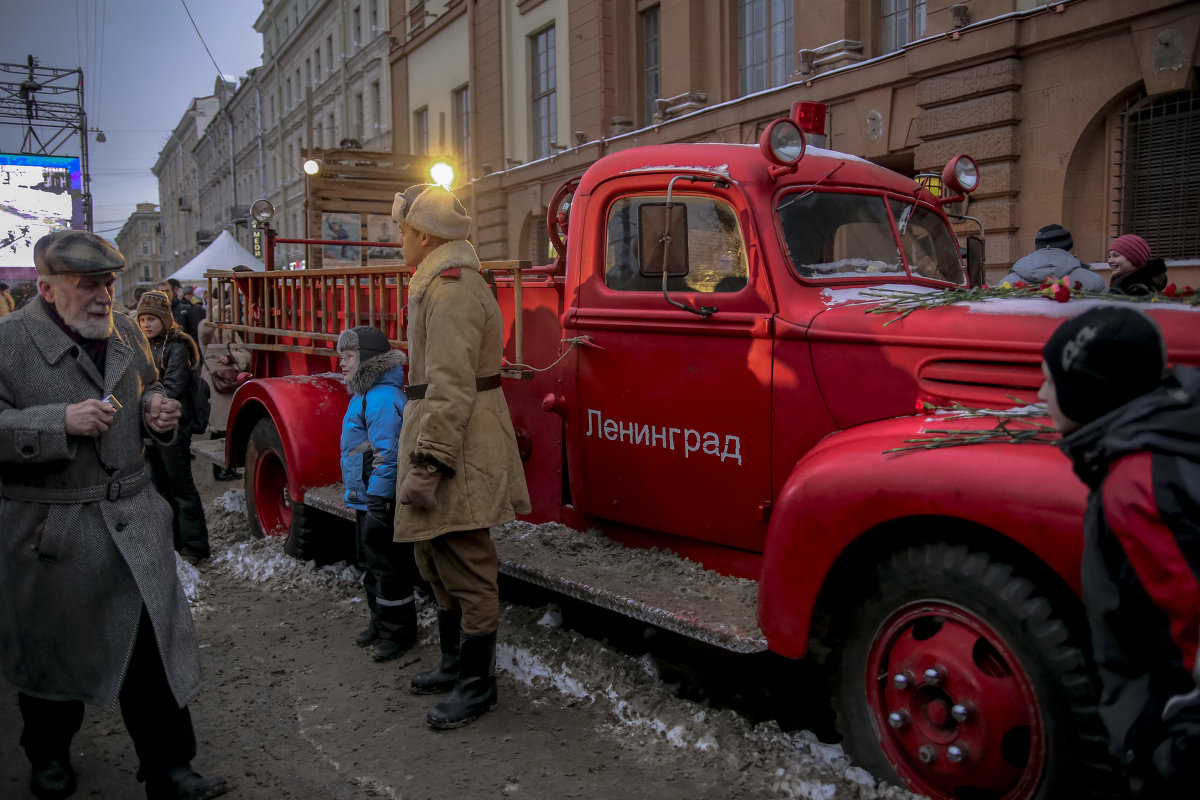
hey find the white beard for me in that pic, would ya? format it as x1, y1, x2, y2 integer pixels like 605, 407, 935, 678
63, 305, 115, 339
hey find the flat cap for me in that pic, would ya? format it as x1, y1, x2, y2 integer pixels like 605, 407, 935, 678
34, 230, 126, 276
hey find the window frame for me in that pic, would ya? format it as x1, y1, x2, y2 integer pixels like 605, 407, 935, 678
529, 25, 557, 160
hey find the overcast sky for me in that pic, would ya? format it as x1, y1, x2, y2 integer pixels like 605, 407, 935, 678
0, 0, 263, 236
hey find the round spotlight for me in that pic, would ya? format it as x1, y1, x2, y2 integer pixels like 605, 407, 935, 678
759, 118, 806, 166
430, 161, 455, 189
250, 198, 275, 222
303, 159, 321, 176
941, 155, 979, 195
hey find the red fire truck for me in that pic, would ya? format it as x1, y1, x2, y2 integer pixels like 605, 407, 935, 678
197, 106, 1200, 799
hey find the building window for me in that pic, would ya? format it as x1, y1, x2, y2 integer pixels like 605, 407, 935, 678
141, 242, 150, 256
328, 112, 336, 142
327, 35, 334, 70
370, 0, 378, 31
739, 0, 792, 95
413, 106, 429, 155
353, 6, 362, 48
306, 58, 312, 88
370, 81, 382, 130
354, 92, 364, 139
452, 84, 470, 165
142, 264, 151, 281
881, 0, 926, 54
530, 25, 557, 159
140, 221, 148, 234
642, 6, 660, 124
1118, 87, 1200, 260
315, 47, 321, 79
286, 78, 293, 109
295, 69, 302, 102
316, 122, 324, 149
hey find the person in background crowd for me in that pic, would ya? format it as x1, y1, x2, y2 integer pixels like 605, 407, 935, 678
182, 287, 205, 342
125, 286, 149, 318
1038, 306, 1200, 798
0, 230, 227, 800
156, 279, 191, 335
1107, 234, 1169, 296
337, 325, 420, 662
999, 223, 1108, 292
196, 303, 251, 481
137, 291, 211, 565
392, 184, 531, 728
0, 280, 14, 316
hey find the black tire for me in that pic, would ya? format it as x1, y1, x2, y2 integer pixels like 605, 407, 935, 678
831, 542, 1118, 800
243, 418, 323, 561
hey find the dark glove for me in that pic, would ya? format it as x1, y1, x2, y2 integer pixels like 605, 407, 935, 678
365, 494, 393, 529
399, 467, 440, 511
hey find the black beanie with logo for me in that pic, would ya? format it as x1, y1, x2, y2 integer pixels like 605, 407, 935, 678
1042, 306, 1167, 425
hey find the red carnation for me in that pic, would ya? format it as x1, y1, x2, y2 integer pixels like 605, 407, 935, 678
1053, 283, 1071, 303
1164, 284, 1177, 297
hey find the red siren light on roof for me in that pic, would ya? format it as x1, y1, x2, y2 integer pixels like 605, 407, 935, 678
791, 101, 827, 137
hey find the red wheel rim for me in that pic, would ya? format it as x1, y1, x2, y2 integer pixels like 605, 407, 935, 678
252, 447, 291, 536
865, 601, 1045, 799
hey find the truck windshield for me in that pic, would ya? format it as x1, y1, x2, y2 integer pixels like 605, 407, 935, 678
775, 191, 963, 284
888, 198, 966, 285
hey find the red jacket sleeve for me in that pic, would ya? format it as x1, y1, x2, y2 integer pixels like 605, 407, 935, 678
1104, 452, 1200, 673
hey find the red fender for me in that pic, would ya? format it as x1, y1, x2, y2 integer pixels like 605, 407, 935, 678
225, 373, 349, 504
758, 413, 1088, 658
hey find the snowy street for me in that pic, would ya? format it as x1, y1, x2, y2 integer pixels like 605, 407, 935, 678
0, 470, 920, 800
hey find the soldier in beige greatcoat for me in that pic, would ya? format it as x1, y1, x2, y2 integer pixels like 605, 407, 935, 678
0, 230, 227, 800
393, 185, 530, 729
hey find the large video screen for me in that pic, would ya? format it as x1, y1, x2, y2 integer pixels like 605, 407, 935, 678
0, 153, 83, 281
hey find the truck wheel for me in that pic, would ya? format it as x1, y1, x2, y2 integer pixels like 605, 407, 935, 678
244, 418, 323, 561
832, 542, 1113, 800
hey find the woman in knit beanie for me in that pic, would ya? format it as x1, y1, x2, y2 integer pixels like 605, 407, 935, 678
1107, 234, 1168, 296
137, 290, 212, 563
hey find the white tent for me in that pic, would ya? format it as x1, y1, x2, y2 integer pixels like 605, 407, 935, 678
165, 230, 264, 282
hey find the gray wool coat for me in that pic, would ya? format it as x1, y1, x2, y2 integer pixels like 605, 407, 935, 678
0, 298, 202, 709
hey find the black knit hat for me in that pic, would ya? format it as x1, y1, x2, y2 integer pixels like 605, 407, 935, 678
1042, 307, 1167, 425
1035, 224, 1073, 252
336, 325, 390, 363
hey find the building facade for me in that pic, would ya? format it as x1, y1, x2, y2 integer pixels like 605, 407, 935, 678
155, 0, 394, 270
388, 0, 1200, 283
113, 202, 164, 307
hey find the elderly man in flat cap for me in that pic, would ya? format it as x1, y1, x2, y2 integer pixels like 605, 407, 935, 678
0, 230, 227, 800
392, 185, 530, 729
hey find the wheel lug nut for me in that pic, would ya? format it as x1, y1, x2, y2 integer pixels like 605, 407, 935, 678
892, 671, 914, 690
947, 744, 968, 763
923, 666, 944, 685
951, 703, 971, 722
887, 710, 910, 729
918, 745, 936, 764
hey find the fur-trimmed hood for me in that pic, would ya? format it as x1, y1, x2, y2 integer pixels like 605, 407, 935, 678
407, 239, 481, 307
346, 349, 407, 396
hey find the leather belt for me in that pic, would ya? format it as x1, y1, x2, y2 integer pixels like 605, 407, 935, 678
1, 467, 152, 504
405, 374, 502, 401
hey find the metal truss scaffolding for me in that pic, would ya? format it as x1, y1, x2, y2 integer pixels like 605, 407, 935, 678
0, 54, 93, 230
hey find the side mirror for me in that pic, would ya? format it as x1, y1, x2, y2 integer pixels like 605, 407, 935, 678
638, 203, 689, 277
965, 235, 986, 287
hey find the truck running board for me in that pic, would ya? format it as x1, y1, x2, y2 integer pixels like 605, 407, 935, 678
222, 471, 768, 655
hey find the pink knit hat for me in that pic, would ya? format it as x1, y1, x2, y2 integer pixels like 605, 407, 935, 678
1109, 234, 1151, 269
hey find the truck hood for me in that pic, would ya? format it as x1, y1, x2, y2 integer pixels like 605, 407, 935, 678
800, 286, 1200, 429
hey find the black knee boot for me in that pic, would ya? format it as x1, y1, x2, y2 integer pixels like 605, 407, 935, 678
426, 630, 498, 729
356, 594, 379, 647
410, 609, 461, 694
370, 594, 418, 662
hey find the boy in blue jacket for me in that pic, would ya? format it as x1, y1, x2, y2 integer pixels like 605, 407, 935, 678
338, 326, 419, 662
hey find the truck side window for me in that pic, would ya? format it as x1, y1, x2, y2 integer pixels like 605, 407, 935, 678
888, 199, 966, 285
776, 191, 904, 279
605, 195, 748, 293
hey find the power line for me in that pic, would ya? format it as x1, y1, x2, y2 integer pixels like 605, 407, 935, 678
179, 0, 226, 80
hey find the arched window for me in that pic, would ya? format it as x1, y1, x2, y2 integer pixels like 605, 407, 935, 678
1117, 85, 1200, 259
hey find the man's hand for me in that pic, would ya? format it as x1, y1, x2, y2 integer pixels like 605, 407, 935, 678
144, 393, 182, 434
65, 399, 116, 437
398, 469, 440, 511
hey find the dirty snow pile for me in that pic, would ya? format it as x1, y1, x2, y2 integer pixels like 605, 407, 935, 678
193, 491, 918, 800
